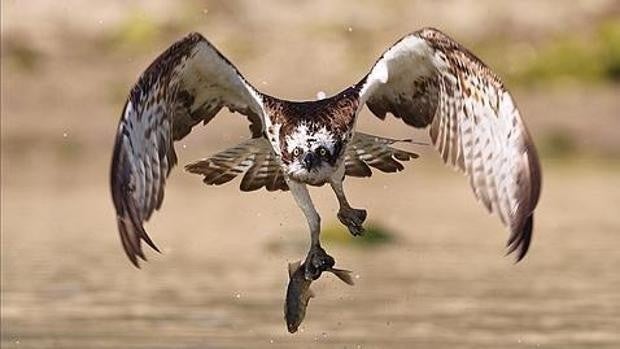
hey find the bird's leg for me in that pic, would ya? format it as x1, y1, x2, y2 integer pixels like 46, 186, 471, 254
330, 168, 367, 237
287, 180, 335, 280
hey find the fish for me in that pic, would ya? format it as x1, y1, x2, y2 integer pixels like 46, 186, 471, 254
284, 260, 354, 333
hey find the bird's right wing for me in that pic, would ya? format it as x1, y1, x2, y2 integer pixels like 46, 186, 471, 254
110, 32, 267, 267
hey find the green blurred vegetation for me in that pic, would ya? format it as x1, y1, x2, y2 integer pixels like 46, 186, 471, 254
538, 129, 579, 160
3, 6, 618, 163
508, 20, 620, 86
322, 222, 396, 247
264, 221, 396, 255
100, 11, 160, 52
2, 36, 43, 73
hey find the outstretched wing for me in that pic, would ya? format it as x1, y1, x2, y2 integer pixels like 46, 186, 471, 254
344, 132, 419, 177
356, 27, 541, 261
185, 138, 289, 192
111, 32, 267, 267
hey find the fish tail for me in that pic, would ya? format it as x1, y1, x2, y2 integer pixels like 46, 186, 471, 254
329, 268, 355, 286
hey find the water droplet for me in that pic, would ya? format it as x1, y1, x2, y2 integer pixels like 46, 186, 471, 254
347, 27, 353, 32
261, 81, 268, 85
62, 131, 68, 138
321, 332, 328, 339
234, 292, 241, 299
269, 339, 274, 344
202, 8, 209, 14
316, 91, 326, 100
182, 144, 187, 149
354, 274, 360, 279
98, 19, 104, 24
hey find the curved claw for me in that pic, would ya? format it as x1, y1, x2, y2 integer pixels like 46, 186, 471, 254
337, 208, 367, 236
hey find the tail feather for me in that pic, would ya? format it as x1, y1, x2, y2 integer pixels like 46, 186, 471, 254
344, 132, 420, 178
185, 138, 289, 192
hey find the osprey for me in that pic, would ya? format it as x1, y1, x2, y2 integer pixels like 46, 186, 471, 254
111, 28, 541, 280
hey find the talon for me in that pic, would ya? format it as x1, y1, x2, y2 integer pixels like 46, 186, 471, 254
304, 245, 335, 280
338, 208, 367, 237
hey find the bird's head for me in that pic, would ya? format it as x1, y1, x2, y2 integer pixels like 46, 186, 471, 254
281, 122, 343, 183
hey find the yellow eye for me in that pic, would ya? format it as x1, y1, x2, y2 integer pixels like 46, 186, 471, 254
292, 148, 302, 157
318, 147, 327, 157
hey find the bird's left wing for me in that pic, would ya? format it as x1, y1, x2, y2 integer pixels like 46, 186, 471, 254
111, 32, 267, 267
355, 27, 541, 261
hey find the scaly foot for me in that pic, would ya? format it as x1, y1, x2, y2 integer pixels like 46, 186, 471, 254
337, 207, 367, 236
304, 245, 335, 280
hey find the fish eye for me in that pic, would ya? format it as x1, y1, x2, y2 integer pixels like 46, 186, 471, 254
292, 147, 302, 157
317, 147, 328, 157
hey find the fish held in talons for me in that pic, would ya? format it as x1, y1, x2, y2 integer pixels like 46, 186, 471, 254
284, 260, 354, 333
304, 245, 336, 281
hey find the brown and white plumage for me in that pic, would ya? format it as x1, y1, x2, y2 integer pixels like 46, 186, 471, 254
356, 28, 541, 260
344, 133, 419, 177
110, 33, 267, 266
185, 138, 288, 192
184, 133, 418, 190
110, 27, 541, 270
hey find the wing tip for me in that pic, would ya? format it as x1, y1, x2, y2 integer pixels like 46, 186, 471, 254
117, 212, 162, 269
505, 213, 534, 263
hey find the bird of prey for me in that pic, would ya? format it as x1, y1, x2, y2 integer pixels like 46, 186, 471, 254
110, 27, 541, 280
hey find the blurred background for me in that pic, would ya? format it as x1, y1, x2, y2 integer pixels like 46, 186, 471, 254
1, 0, 619, 348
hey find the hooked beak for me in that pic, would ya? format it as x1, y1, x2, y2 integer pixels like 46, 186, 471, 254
302, 152, 319, 170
